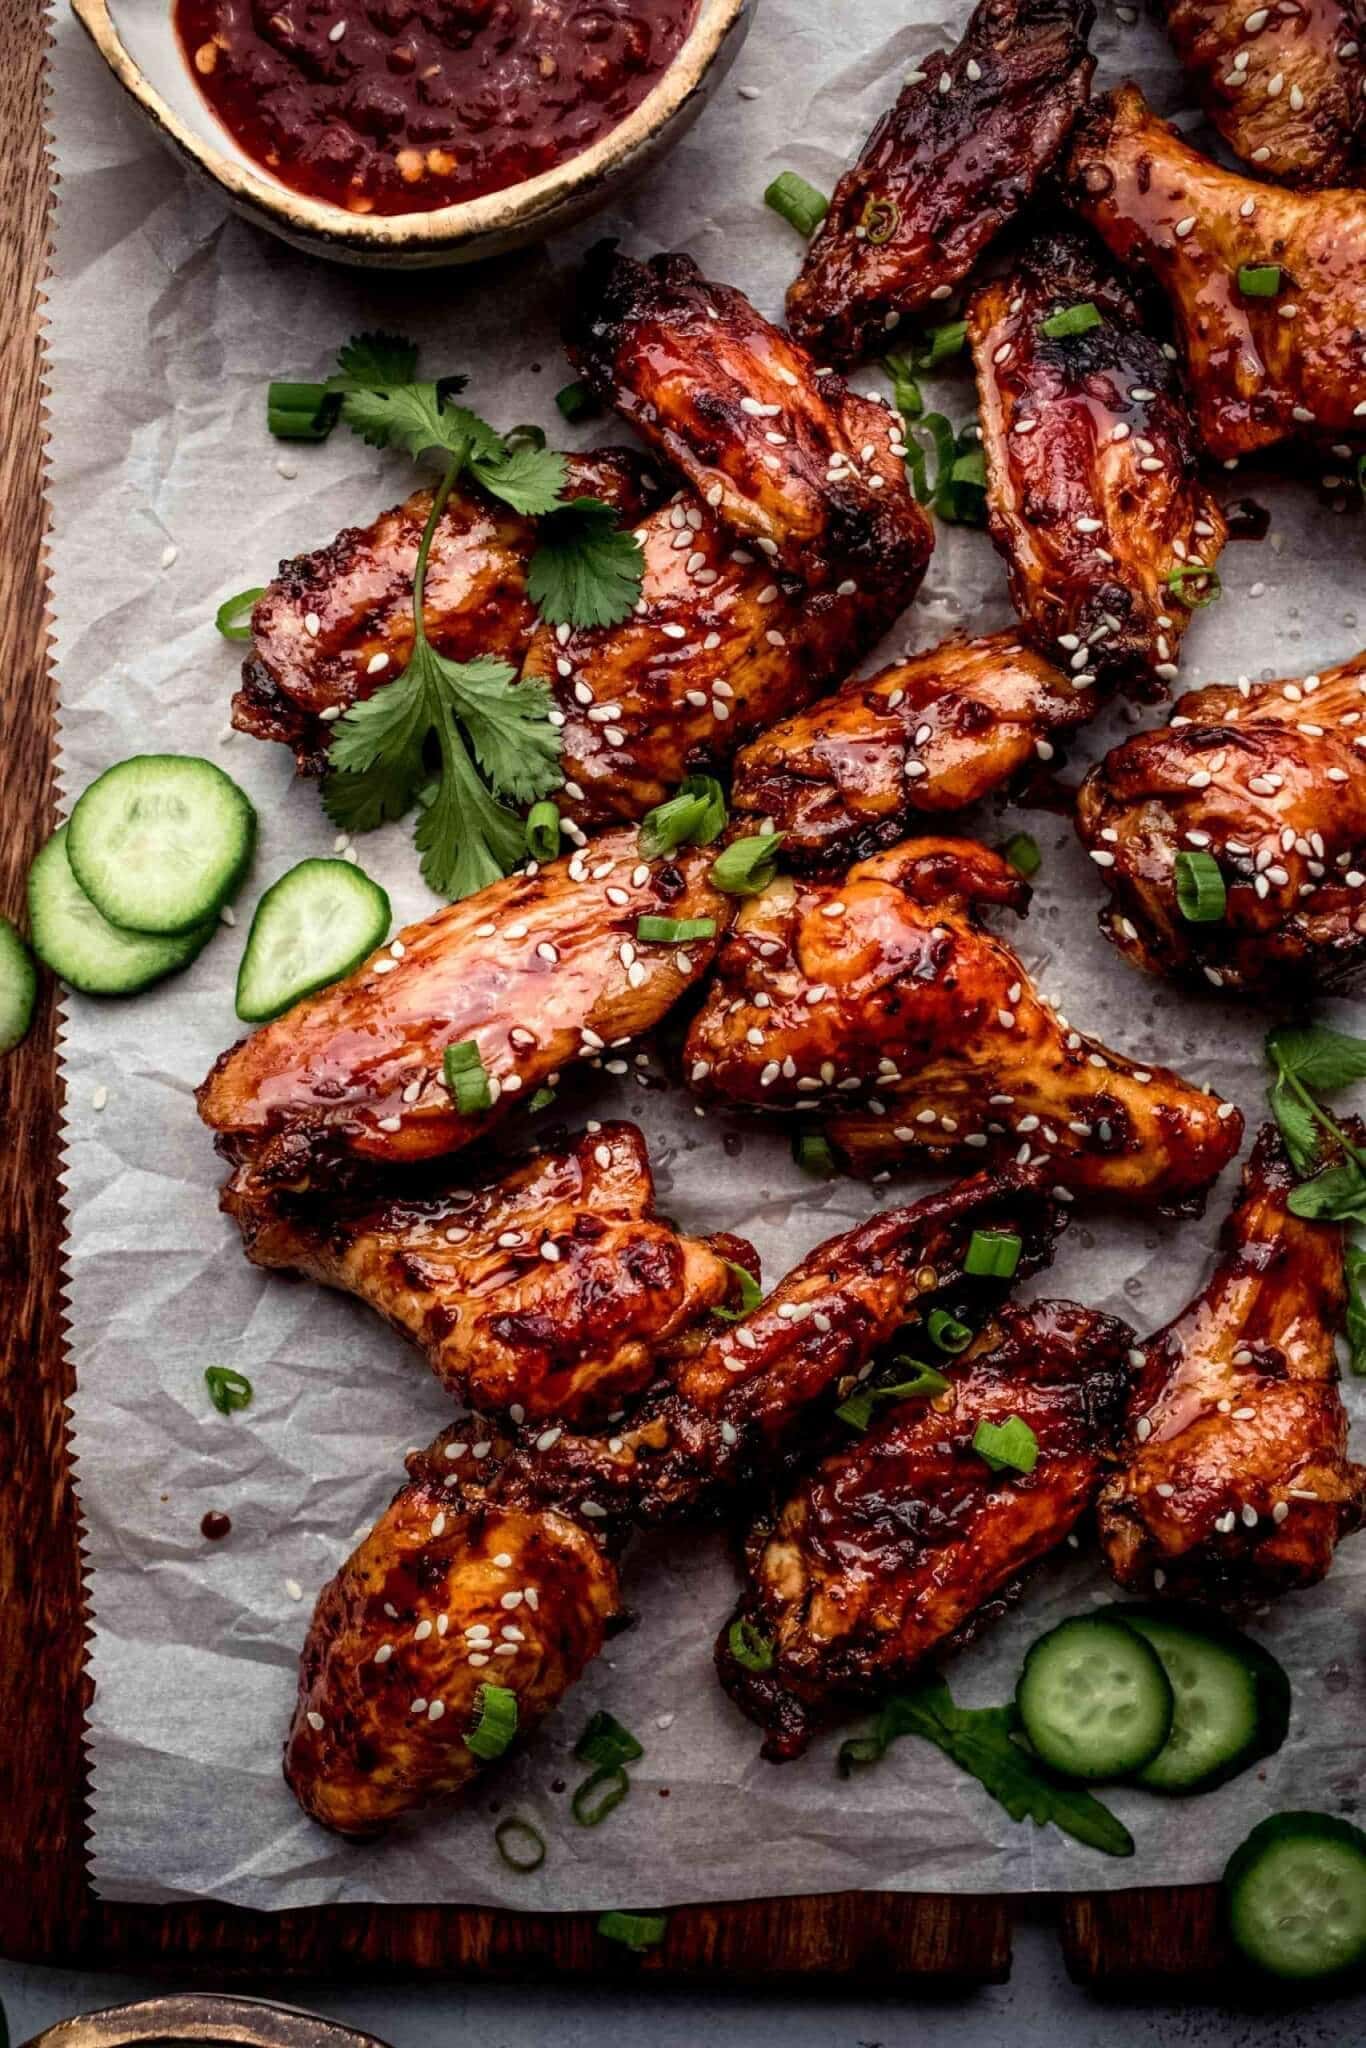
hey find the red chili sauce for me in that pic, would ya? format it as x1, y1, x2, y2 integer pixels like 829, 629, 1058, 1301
175, 0, 701, 216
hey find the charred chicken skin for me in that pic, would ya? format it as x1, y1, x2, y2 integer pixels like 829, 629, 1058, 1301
729, 630, 1097, 866
1098, 1126, 1366, 1604
684, 837, 1243, 1209
784, 0, 1096, 365
1076, 647, 1366, 995
1157, 0, 1366, 186
224, 1122, 754, 1425
716, 1300, 1134, 1761
1067, 84, 1366, 461
969, 228, 1228, 690
197, 829, 732, 1191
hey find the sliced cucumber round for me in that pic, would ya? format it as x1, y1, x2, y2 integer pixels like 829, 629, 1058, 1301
28, 827, 214, 996
0, 915, 38, 1051
67, 755, 256, 935
236, 858, 391, 1023
1016, 1615, 1173, 1782
1224, 1812, 1366, 1982
1107, 1606, 1291, 1796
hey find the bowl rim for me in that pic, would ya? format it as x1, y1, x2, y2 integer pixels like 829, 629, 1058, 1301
69, 0, 749, 252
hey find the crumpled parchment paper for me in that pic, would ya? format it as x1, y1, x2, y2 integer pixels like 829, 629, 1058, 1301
46, 0, 1366, 1909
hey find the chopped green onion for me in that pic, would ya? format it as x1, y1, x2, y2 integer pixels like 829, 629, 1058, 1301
1174, 849, 1226, 924
525, 801, 561, 863
572, 1764, 630, 1826
555, 380, 600, 424
711, 831, 783, 896
214, 586, 265, 644
906, 410, 956, 508
727, 1617, 774, 1672
972, 1414, 1039, 1475
267, 381, 340, 442
793, 1127, 837, 1178
764, 171, 829, 239
1003, 832, 1041, 879
860, 194, 900, 245
1041, 302, 1102, 341
494, 1816, 546, 1872
713, 1259, 763, 1322
528, 1086, 557, 1113
575, 1711, 644, 1769
920, 319, 968, 368
883, 353, 924, 425
597, 1911, 667, 1953
937, 443, 988, 526
1164, 563, 1222, 609
444, 1040, 492, 1114
836, 1361, 948, 1431
927, 1308, 972, 1355
964, 1229, 1022, 1280
635, 914, 717, 945
204, 1365, 253, 1415
637, 774, 727, 858
1237, 263, 1282, 298
503, 422, 547, 451
465, 1683, 518, 1760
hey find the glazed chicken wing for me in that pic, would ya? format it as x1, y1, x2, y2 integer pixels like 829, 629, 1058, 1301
716, 1300, 1134, 1760
730, 630, 1097, 866
233, 452, 654, 775
1068, 85, 1366, 460
198, 829, 732, 1190
969, 229, 1227, 689
1076, 647, 1366, 994
1098, 1126, 1366, 1604
784, 0, 1095, 365
1157, 0, 1366, 185
684, 837, 1243, 1208
223, 1122, 752, 1425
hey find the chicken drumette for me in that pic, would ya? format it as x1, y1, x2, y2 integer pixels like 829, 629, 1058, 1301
1098, 1126, 1366, 1604
1076, 647, 1366, 995
969, 228, 1227, 690
784, 0, 1095, 364
1067, 84, 1366, 460
684, 837, 1243, 1208
716, 1299, 1134, 1760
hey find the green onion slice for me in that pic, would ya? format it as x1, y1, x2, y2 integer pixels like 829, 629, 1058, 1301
972, 1414, 1039, 1475
964, 1229, 1022, 1279
764, 170, 829, 239
502, 422, 547, 452
637, 774, 727, 858
1041, 302, 1102, 340
597, 1911, 667, 1952
927, 1308, 972, 1355
214, 586, 265, 644
465, 1682, 518, 1760
1237, 263, 1282, 298
495, 1816, 546, 1872
883, 353, 924, 426
572, 1764, 630, 1826
204, 1365, 253, 1415
1165, 563, 1222, 609
555, 380, 599, 424
1002, 832, 1041, 878
793, 1127, 836, 1178
524, 800, 561, 863
635, 914, 717, 945
727, 1617, 775, 1672
528, 1086, 557, 1113
860, 194, 900, 245
575, 1710, 644, 1769
1174, 848, 1226, 924
711, 831, 783, 897
266, 381, 340, 442
921, 318, 969, 368
836, 1361, 949, 1430
713, 1259, 763, 1323
444, 1040, 492, 1114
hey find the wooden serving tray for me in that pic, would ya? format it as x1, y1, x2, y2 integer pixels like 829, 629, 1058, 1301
0, 0, 1230, 1989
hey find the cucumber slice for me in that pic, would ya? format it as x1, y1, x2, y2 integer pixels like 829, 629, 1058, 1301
67, 755, 256, 935
236, 858, 391, 1023
0, 916, 37, 1051
1224, 1812, 1366, 1981
28, 827, 214, 996
1108, 1606, 1291, 1795
1016, 1615, 1173, 1782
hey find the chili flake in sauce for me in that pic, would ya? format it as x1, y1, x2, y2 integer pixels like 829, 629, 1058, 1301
176, 0, 701, 216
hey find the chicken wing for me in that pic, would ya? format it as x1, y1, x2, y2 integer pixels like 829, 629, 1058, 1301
197, 829, 732, 1190
715, 1299, 1134, 1760
1098, 1125, 1366, 1604
1067, 84, 1366, 460
1157, 0, 1366, 186
729, 630, 1097, 867
783, 0, 1095, 365
223, 1122, 754, 1425
232, 452, 654, 776
684, 837, 1243, 1208
969, 228, 1228, 689
1076, 647, 1366, 994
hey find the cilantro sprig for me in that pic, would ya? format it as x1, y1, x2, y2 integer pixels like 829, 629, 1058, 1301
1265, 1021, 1366, 1370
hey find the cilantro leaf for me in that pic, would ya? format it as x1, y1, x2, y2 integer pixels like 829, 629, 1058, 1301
1266, 1023, 1366, 1095
413, 718, 528, 901
329, 331, 422, 393
433, 651, 562, 807
837, 1675, 1133, 1859
473, 441, 570, 517
341, 384, 503, 467
1286, 1162, 1366, 1222
1268, 1072, 1322, 1177
1345, 1239, 1366, 1375
528, 496, 645, 629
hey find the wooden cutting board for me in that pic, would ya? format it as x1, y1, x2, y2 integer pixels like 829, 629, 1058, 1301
0, 0, 1228, 1989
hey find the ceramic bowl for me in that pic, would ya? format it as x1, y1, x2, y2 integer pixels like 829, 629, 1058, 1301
70, 0, 754, 268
